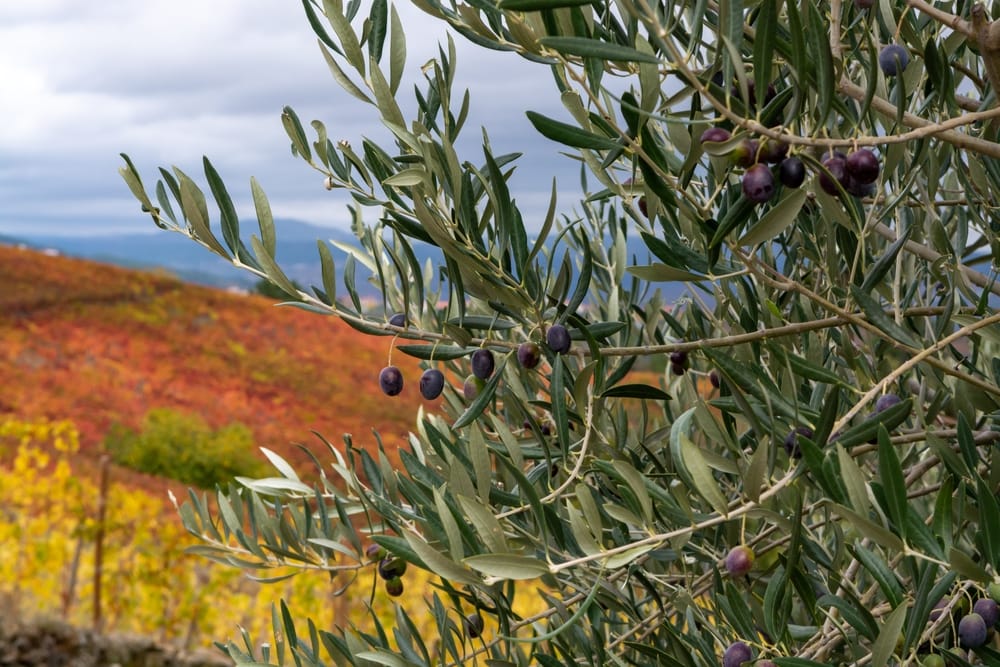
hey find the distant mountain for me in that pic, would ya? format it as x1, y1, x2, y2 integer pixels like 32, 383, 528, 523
14, 217, 689, 302
20, 218, 361, 290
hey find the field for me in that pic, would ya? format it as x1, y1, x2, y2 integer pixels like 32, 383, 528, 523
0, 243, 431, 474
0, 243, 447, 650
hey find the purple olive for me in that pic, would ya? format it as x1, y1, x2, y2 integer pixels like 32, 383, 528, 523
879, 44, 910, 76
379, 366, 404, 396
973, 598, 999, 627
547, 324, 571, 354
778, 157, 806, 188
668, 354, 687, 376
742, 164, 776, 204
709, 370, 721, 388
463, 374, 485, 400
385, 576, 404, 597
844, 175, 877, 199
846, 149, 880, 184
958, 612, 988, 648
700, 127, 732, 145
731, 139, 760, 168
389, 312, 407, 327
471, 348, 495, 380
419, 368, 446, 400
874, 393, 901, 413
378, 556, 407, 580
759, 140, 789, 164
517, 342, 541, 369
366, 543, 387, 562
819, 156, 849, 196
723, 641, 753, 667
725, 545, 755, 577
784, 426, 814, 458
464, 613, 485, 638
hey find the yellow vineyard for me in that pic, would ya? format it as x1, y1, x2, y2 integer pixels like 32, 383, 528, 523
0, 417, 453, 651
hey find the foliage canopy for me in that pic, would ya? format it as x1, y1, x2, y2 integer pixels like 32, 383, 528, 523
119, 0, 1000, 664
105, 408, 267, 489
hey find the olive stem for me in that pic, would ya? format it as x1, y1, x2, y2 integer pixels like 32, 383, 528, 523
834, 310, 1000, 431
494, 384, 596, 519
738, 252, 1000, 401
548, 466, 798, 574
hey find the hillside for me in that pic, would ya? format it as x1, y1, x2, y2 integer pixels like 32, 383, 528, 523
0, 243, 433, 478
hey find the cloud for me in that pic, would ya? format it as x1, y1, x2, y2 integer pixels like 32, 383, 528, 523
0, 0, 578, 239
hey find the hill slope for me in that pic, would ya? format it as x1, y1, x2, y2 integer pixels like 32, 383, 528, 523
0, 243, 432, 476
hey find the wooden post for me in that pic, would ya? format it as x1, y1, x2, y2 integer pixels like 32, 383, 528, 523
93, 454, 110, 632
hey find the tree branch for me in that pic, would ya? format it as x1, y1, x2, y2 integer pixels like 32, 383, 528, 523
972, 3, 1000, 101
871, 222, 1000, 298
907, 0, 973, 37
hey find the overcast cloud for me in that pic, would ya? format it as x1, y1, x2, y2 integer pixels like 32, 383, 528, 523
0, 0, 577, 239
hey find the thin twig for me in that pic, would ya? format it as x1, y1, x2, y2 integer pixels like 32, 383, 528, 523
835, 311, 1000, 431
906, 0, 973, 36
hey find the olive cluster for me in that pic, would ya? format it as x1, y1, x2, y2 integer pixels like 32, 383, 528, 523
692, 38, 915, 210
817, 149, 881, 199
378, 318, 573, 402
919, 587, 1000, 664
366, 543, 408, 597
700, 127, 886, 207
700, 127, 802, 206
932, 589, 1000, 648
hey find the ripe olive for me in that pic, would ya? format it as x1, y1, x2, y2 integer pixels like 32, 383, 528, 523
547, 324, 571, 354
517, 342, 541, 369
379, 366, 404, 396
471, 348, 496, 380
464, 613, 485, 638
723, 641, 752, 667
846, 149, 880, 185
778, 157, 806, 188
879, 44, 910, 76
725, 545, 755, 577
742, 164, 776, 203
419, 368, 446, 400
784, 426, 814, 458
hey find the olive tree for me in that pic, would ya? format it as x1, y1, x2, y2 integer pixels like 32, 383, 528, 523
119, 0, 1000, 664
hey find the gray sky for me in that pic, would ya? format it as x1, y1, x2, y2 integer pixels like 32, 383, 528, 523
0, 0, 575, 238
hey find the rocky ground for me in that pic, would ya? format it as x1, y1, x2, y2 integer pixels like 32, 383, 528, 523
0, 619, 233, 667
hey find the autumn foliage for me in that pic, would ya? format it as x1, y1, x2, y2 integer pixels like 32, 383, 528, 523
0, 243, 431, 478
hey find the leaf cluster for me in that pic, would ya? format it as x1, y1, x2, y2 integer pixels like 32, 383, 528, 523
116, 0, 1000, 664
